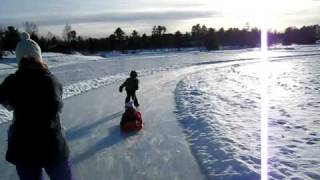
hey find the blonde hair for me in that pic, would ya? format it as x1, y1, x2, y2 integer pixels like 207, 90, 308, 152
18, 57, 48, 70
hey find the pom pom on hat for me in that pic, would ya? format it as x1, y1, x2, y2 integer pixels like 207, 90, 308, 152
20, 32, 30, 40
15, 32, 43, 64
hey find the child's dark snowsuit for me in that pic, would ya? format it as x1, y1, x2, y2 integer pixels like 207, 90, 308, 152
119, 71, 139, 106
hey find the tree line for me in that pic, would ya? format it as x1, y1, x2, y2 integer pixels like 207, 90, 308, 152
1, 22, 320, 59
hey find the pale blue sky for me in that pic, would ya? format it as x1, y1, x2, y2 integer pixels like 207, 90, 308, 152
1, 0, 320, 37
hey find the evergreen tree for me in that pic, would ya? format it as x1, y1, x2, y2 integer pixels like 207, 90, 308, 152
114, 27, 126, 51
191, 24, 207, 48
109, 34, 117, 51
2, 23, 318, 54
3, 26, 20, 51
205, 28, 219, 50
174, 31, 183, 50
114, 28, 125, 41
128, 30, 140, 50
151, 25, 167, 48
141, 33, 149, 49
0, 27, 4, 59
191, 24, 202, 47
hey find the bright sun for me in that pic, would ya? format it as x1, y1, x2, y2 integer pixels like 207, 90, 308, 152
212, 0, 314, 29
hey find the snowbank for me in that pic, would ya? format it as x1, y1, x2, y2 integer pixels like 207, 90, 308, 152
175, 66, 260, 179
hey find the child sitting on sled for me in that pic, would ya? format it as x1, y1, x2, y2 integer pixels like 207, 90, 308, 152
120, 101, 143, 132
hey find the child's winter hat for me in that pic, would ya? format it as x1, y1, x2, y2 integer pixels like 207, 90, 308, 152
125, 101, 135, 109
130, 70, 138, 78
15, 32, 43, 64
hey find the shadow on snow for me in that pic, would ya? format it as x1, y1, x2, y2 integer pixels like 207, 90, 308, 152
68, 111, 139, 164
65, 111, 123, 142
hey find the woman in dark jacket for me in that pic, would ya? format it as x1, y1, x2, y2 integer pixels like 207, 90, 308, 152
0, 32, 72, 180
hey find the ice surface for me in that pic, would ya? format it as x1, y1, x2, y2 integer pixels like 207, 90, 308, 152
1, 48, 265, 125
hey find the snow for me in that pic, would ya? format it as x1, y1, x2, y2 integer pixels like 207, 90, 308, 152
175, 66, 261, 179
60, 70, 208, 180
267, 58, 320, 179
0, 48, 265, 124
0, 45, 320, 179
175, 53, 320, 179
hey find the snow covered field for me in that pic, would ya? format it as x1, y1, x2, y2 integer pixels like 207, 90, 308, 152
0, 45, 320, 179
175, 54, 320, 179
267, 57, 320, 179
175, 65, 261, 179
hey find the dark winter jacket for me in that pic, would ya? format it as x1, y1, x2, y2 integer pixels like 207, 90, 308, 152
0, 68, 70, 166
120, 77, 139, 92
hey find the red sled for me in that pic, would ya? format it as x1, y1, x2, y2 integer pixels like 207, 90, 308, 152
121, 120, 143, 132
120, 110, 143, 132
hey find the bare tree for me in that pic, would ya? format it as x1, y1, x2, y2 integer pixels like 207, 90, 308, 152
152, 25, 167, 36
46, 32, 54, 40
62, 24, 72, 41
23, 21, 38, 35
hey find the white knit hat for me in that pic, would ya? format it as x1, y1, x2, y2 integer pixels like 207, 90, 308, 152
15, 32, 43, 64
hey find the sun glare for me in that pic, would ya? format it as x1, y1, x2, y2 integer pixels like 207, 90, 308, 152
260, 0, 269, 179
213, 0, 315, 29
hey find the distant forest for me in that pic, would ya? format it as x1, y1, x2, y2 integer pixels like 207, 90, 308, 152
1, 22, 320, 58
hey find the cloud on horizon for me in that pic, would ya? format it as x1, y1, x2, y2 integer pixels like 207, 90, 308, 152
277, 5, 320, 28
0, 10, 221, 27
